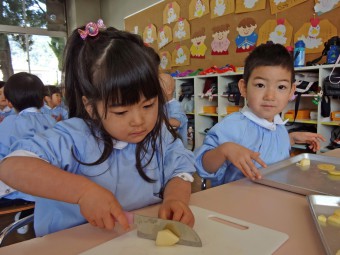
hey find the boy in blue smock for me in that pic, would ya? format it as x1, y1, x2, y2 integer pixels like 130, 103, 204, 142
0, 81, 15, 123
0, 72, 56, 201
159, 73, 189, 147
195, 43, 325, 187
0, 23, 196, 237
41, 85, 69, 121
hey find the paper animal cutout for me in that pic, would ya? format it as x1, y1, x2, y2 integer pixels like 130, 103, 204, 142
269, 0, 307, 14
189, 0, 209, 20
172, 45, 190, 66
314, 0, 340, 15
159, 51, 172, 70
235, 0, 266, 13
143, 24, 157, 45
210, 0, 234, 18
211, 24, 230, 55
158, 26, 172, 49
258, 18, 293, 46
173, 18, 190, 42
295, 18, 337, 53
163, 2, 180, 24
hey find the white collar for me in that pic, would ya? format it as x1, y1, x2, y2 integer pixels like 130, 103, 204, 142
19, 107, 39, 115
241, 106, 288, 131
113, 140, 128, 149
0, 106, 12, 113
167, 98, 175, 104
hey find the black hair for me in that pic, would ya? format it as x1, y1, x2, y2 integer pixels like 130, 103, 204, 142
63, 25, 177, 183
243, 43, 295, 84
44, 85, 61, 97
4, 72, 44, 112
0, 81, 5, 89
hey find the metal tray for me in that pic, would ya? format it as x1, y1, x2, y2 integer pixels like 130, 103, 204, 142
307, 195, 340, 255
253, 153, 340, 196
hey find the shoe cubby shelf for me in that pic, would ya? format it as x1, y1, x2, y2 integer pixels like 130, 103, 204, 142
174, 64, 340, 153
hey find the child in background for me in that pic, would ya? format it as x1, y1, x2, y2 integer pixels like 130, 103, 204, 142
0, 72, 56, 201
41, 85, 69, 121
195, 43, 325, 187
0, 23, 196, 237
0, 81, 15, 123
159, 73, 188, 147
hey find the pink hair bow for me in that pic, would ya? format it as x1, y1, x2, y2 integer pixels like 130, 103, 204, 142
78, 19, 106, 40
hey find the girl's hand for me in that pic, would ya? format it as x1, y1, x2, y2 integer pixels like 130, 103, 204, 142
77, 183, 130, 230
222, 143, 266, 180
290, 132, 326, 152
158, 199, 195, 227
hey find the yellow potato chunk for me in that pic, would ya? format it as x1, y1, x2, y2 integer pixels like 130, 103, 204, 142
317, 164, 336, 171
155, 229, 179, 246
328, 215, 340, 226
328, 170, 340, 176
297, 158, 310, 166
334, 209, 340, 217
317, 214, 327, 224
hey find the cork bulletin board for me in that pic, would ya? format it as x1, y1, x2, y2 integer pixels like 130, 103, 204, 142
124, 0, 340, 72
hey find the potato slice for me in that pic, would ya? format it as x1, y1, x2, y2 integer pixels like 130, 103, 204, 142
328, 215, 340, 226
155, 229, 180, 246
328, 170, 340, 176
317, 214, 327, 224
297, 158, 310, 167
317, 164, 336, 171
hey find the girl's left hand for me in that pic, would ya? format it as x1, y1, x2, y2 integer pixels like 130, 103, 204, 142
158, 199, 195, 227
290, 132, 326, 152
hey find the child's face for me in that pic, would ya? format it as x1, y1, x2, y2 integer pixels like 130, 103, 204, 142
93, 96, 159, 144
239, 66, 295, 122
48, 93, 62, 108
0, 87, 8, 109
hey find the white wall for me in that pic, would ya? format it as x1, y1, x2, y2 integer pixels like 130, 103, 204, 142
100, 0, 163, 30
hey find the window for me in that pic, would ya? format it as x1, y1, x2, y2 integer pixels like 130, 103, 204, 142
0, 0, 67, 84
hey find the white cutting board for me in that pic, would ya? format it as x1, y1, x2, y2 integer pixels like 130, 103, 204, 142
81, 206, 288, 255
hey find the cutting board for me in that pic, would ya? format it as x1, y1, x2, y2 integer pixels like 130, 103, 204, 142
81, 206, 288, 255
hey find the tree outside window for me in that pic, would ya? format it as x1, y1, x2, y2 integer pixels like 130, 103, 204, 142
0, 0, 66, 84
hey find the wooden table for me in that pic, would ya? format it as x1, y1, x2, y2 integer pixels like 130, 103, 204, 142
0, 149, 339, 255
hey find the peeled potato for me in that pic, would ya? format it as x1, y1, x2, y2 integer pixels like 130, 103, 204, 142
297, 158, 310, 167
328, 215, 340, 226
317, 214, 327, 224
317, 164, 336, 171
155, 229, 179, 246
328, 170, 340, 176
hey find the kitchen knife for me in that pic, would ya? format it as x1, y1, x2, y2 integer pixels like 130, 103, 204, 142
132, 214, 202, 247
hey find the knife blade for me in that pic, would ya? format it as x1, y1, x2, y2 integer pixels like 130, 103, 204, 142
132, 214, 202, 247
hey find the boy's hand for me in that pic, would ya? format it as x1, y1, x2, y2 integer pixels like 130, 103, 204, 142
158, 199, 195, 227
223, 143, 266, 180
77, 183, 130, 231
290, 132, 326, 152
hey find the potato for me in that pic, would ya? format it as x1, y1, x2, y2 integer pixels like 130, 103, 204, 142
155, 229, 179, 246
327, 215, 340, 226
297, 158, 310, 167
328, 170, 340, 176
317, 164, 336, 171
317, 214, 327, 224
334, 209, 340, 217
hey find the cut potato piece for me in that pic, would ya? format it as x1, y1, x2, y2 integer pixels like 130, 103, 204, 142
328, 215, 340, 226
297, 158, 310, 167
156, 229, 180, 246
334, 209, 340, 217
317, 164, 336, 171
328, 170, 340, 176
317, 214, 327, 224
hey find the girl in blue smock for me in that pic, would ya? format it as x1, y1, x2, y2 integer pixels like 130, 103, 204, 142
0, 21, 196, 237
0, 72, 56, 201
41, 85, 69, 121
0, 81, 15, 123
195, 43, 325, 187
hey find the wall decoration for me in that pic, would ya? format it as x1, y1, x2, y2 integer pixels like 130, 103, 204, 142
172, 45, 190, 66
143, 24, 157, 45
189, 0, 210, 20
190, 28, 208, 58
210, 0, 235, 18
211, 24, 230, 55
163, 2, 180, 25
314, 0, 340, 15
235, 0, 266, 13
295, 17, 337, 53
257, 18, 293, 46
269, 0, 307, 14
159, 51, 172, 70
173, 18, 191, 42
235, 17, 258, 52
158, 25, 172, 49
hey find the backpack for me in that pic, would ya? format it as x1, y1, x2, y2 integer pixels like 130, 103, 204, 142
224, 81, 241, 105
201, 77, 217, 101
326, 126, 340, 150
179, 81, 194, 101
307, 36, 340, 66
